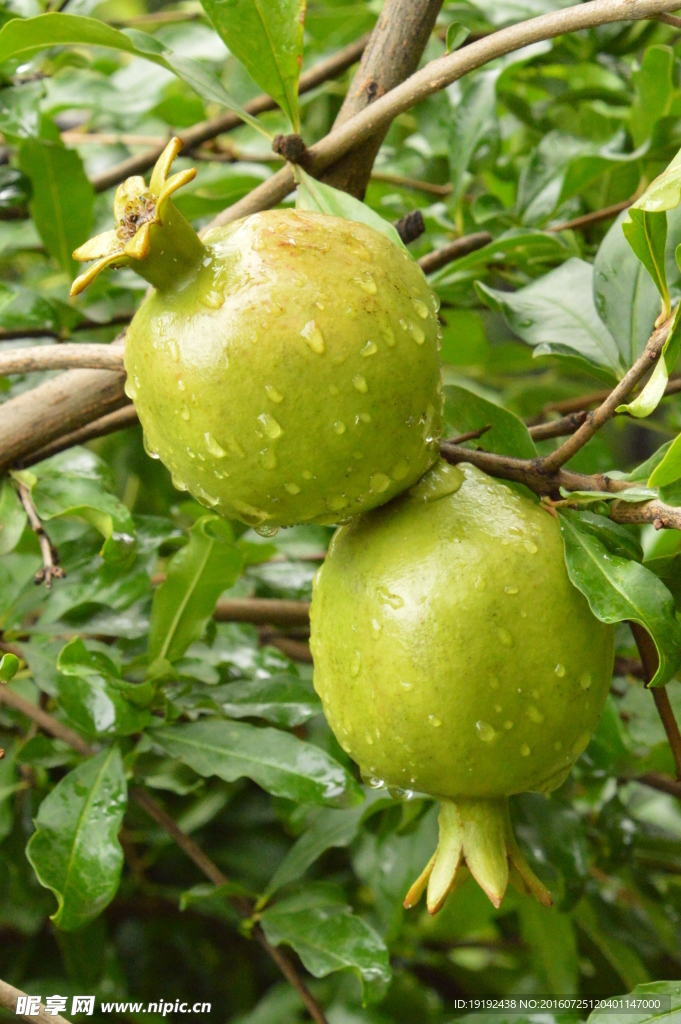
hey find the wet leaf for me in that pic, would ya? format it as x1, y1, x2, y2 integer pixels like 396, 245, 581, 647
296, 167, 405, 250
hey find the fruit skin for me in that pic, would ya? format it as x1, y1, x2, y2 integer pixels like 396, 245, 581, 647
310, 460, 614, 800
125, 207, 443, 527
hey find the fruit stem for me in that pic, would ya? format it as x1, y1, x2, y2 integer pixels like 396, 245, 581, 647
403, 797, 552, 914
132, 200, 206, 293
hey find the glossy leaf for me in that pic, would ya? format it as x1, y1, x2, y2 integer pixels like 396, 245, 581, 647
19, 133, 93, 279
630, 46, 675, 148
56, 638, 153, 738
446, 22, 471, 53
0, 479, 26, 556
648, 431, 681, 489
12, 448, 136, 563
558, 510, 681, 686
448, 69, 500, 204
199, 0, 305, 130
260, 885, 391, 1004
148, 515, 243, 668
26, 746, 127, 931
443, 383, 537, 459
296, 167, 405, 250
215, 673, 322, 727
153, 718, 362, 807
622, 209, 670, 322
477, 258, 624, 376
587, 980, 681, 1024
593, 211, 661, 368
0, 14, 268, 138
628, 144, 681, 217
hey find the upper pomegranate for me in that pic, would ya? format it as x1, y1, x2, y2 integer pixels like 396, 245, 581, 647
71, 139, 443, 529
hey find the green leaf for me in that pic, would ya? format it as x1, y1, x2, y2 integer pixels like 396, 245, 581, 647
12, 448, 136, 563
148, 515, 243, 668
215, 673, 322, 727
0, 479, 26, 556
648, 431, 681, 489
622, 209, 670, 322
558, 509, 681, 687
259, 885, 391, 1004
629, 144, 681, 217
477, 258, 624, 376
587, 980, 681, 1024
443, 383, 537, 459
0, 652, 20, 683
617, 303, 681, 418
295, 167, 406, 250
446, 22, 470, 52
574, 897, 651, 990
199, 0, 305, 131
153, 718, 363, 807
593, 211, 661, 369
56, 638, 153, 738
645, 554, 681, 612
26, 746, 127, 931
630, 46, 675, 148
0, 13, 268, 138
19, 133, 93, 279
448, 69, 500, 204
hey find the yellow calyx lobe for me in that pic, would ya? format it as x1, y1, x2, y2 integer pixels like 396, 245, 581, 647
70, 137, 199, 297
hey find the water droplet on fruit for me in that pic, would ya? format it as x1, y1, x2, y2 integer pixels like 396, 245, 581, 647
370, 473, 391, 493
400, 680, 413, 691
413, 298, 429, 319
399, 318, 408, 331
505, 585, 519, 595
580, 672, 592, 690
476, 721, 496, 742
196, 486, 219, 507
178, 379, 186, 392
504, 720, 514, 730
494, 704, 502, 713
258, 413, 282, 439
255, 524, 279, 537
329, 384, 339, 396
358, 412, 372, 423
143, 433, 160, 459
371, 618, 382, 638
409, 322, 426, 345
527, 706, 544, 723
391, 459, 409, 481
350, 650, 361, 677
300, 319, 325, 354
352, 374, 368, 393
524, 540, 538, 554
328, 495, 348, 511
181, 406, 190, 421
171, 473, 188, 492
361, 340, 378, 357
285, 482, 301, 495
169, 339, 180, 361
124, 378, 137, 400
497, 627, 513, 646
259, 448, 278, 470
333, 421, 346, 435
520, 743, 531, 757
476, 576, 487, 590
302, 470, 313, 480
428, 715, 442, 727
265, 384, 283, 403
365, 732, 374, 745
382, 325, 396, 347
489, 676, 499, 689
186, 447, 195, 458
555, 664, 566, 677
204, 433, 226, 458
355, 273, 377, 294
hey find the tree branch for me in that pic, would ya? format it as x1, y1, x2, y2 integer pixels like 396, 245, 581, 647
17, 483, 65, 588
631, 622, 681, 779
0, 344, 124, 376
22, 405, 139, 467
419, 232, 493, 274
0, 978, 73, 1024
0, 314, 132, 343
319, 0, 444, 198
539, 319, 672, 473
90, 34, 369, 192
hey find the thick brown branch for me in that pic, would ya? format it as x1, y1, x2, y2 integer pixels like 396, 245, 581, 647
17, 483, 65, 588
90, 35, 369, 192
540, 319, 671, 472
637, 771, 681, 799
213, 598, 311, 628
0, 344, 124, 376
320, 0, 444, 198
22, 405, 139, 467
0, 979, 72, 1024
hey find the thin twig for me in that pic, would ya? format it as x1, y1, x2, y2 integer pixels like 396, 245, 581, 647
636, 771, 681, 798
539, 318, 672, 472
0, 978, 73, 1024
532, 375, 681, 422
0, 684, 92, 755
91, 34, 369, 192
419, 232, 493, 274
0, 344, 125, 376
450, 425, 492, 445
549, 198, 634, 233
631, 622, 681, 779
528, 411, 589, 442
0, 314, 132, 344
17, 483, 65, 588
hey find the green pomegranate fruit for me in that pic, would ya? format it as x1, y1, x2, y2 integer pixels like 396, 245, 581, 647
71, 138, 443, 529
310, 460, 614, 911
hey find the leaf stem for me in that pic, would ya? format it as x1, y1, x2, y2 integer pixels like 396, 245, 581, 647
631, 622, 681, 778
16, 482, 65, 588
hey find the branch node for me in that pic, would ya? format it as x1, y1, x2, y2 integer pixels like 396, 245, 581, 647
17, 483, 65, 589
272, 133, 308, 164
394, 209, 425, 244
